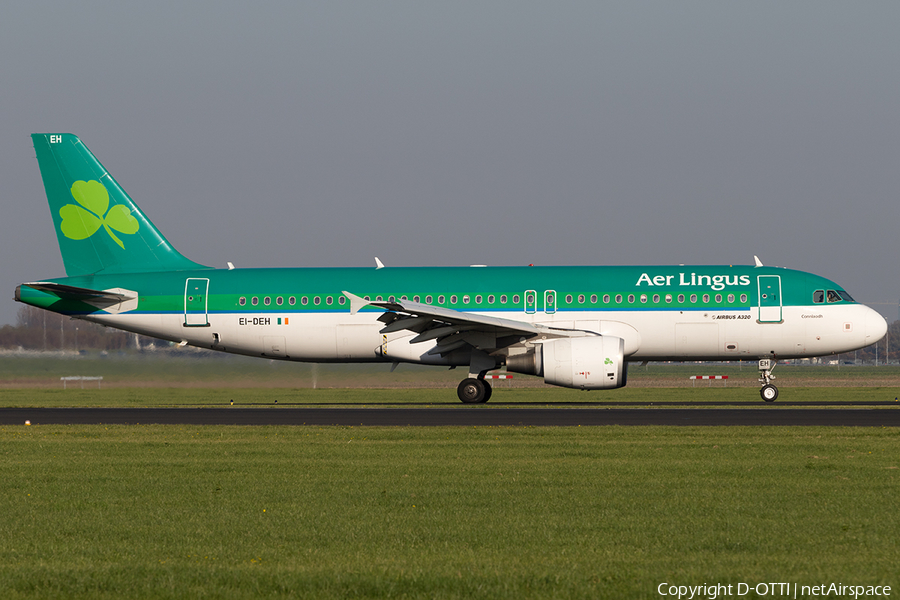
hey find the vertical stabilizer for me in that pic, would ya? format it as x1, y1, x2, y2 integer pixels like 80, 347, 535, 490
31, 133, 209, 276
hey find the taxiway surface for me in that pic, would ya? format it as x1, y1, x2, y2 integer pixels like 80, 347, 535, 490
2, 407, 899, 426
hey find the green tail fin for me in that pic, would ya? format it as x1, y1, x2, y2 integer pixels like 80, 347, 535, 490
31, 133, 210, 276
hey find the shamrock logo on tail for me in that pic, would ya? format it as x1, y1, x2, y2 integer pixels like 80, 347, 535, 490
59, 180, 139, 249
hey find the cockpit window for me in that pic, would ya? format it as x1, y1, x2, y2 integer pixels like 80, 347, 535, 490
813, 290, 824, 304
838, 290, 854, 302
826, 290, 841, 303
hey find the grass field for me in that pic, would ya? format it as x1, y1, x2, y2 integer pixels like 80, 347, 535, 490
2, 355, 899, 598
2, 425, 898, 599
2, 352, 900, 390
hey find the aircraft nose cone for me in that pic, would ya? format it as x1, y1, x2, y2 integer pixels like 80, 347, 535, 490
865, 307, 888, 344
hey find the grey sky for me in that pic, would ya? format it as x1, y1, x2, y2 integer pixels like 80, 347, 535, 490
2, 1, 898, 326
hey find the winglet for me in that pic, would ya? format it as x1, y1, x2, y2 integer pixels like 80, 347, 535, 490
343, 291, 370, 315
754, 255, 764, 268
375, 257, 385, 270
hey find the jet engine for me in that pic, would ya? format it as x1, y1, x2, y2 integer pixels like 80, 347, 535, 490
506, 336, 627, 390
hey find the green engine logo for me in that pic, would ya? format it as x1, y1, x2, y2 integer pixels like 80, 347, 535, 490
60, 180, 139, 249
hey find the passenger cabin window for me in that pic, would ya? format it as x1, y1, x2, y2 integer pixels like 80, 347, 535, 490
715, 294, 722, 303
301, 297, 308, 305
438, 295, 445, 304
702, 294, 709, 303
239, 297, 246, 306
425, 295, 433, 304
276, 297, 283, 306
690, 294, 697, 303
463, 295, 470, 304
513, 294, 520, 304
451, 295, 458, 304
413, 295, 420, 302
640, 294, 647, 303
601, 294, 608, 303
264, 297, 271, 306
653, 294, 660, 303
814, 290, 825, 304
339, 296, 346, 305
314, 297, 321, 305
578, 294, 585, 303
289, 297, 296, 306
740, 294, 747, 303
677, 294, 685, 303
487, 295, 494, 303
500, 295, 507, 303
665, 294, 672, 303
727, 294, 735, 303
615, 294, 623, 303
251, 297, 259, 306
326, 296, 333, 305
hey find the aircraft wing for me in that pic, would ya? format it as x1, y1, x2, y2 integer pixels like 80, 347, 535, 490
343, 291, 591, 356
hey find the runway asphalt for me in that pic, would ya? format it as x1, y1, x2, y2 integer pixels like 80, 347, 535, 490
2, 407, 899, 426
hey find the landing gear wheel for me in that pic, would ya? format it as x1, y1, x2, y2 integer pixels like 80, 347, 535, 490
760, 384, 778, 403
482, 380, 493, 403
458, 378, 488, 404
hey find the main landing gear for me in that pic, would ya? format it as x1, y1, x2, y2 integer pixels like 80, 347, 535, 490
457, 349, 497, 404
457, 378, 493, 404
758, 358, 778, 402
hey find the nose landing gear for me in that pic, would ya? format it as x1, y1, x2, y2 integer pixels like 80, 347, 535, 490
758, 359, 778, 402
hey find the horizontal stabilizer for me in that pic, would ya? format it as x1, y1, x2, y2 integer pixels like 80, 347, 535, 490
18, 282, 138, 314
21, 281, 134, 302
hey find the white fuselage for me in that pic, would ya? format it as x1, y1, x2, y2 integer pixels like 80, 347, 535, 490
84, 301, 882, 365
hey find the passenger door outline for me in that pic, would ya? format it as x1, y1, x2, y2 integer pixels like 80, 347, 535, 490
184, 278, 210, 327
757, 275, 783, 323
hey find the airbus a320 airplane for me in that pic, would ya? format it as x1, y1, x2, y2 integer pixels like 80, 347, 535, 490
16, 134, 888, 403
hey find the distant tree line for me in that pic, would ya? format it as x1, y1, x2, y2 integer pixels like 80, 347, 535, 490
0, 306, 162, 351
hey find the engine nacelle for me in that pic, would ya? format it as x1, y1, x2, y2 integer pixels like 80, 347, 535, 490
507, 336, 627, 390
